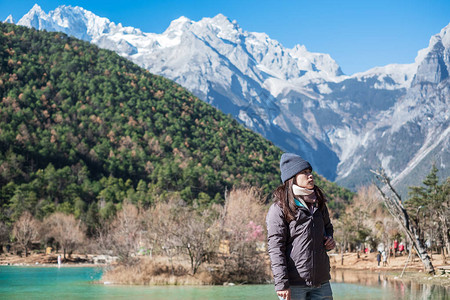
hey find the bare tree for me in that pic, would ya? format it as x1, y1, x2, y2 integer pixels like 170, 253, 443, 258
0, 222, 10, 253
147, 199, 216, 275
440, 178, 450, 257
12, 212, 40, 257
371, 169, 434, 274
104, 202, 143, 263
333, 213, 353, 264
147, 200, 180, 273
179, 207, 217, 275
218, 187, 269, 283
345, 185, 402, 253
44, 212, 85, 260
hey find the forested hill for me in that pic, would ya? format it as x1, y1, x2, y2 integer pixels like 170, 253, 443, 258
0, 23, 352, 223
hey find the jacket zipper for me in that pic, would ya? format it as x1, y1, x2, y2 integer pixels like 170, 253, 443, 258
296, 199, 315, 286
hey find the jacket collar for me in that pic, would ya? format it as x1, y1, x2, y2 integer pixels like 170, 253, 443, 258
295, 198, 317, 214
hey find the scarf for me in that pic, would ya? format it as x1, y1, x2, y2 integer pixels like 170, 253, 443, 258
292, 184, 317, 204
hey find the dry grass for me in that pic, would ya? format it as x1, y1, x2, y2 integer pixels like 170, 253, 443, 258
101, 256, 213, 285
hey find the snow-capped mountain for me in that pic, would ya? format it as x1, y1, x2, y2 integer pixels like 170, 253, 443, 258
3, 15, 14, 24
13, 4, 449, 194
337, 24, 450, 194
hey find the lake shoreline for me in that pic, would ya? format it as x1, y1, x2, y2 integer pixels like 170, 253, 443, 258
2, 267, 448, 300
2, 252, 449, 287
0, 252, 107, 268
1, 251, 447, 271
329, 252, 450, 273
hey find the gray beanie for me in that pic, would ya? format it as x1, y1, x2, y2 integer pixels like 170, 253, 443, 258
280, 153, 312, 183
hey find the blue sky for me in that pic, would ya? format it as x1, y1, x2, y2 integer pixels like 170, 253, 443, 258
1, 0, 449, 75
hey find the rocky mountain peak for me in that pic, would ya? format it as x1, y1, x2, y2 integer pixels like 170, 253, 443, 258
164, 16, 193, 33
413, 23, 450, 85
29, 3, 45, 15
3, 14, 14, 24
17, 4, 48, 29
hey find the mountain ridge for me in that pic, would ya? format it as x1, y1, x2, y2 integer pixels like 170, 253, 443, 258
0, 22, 354, 222
11, 4, 450, 194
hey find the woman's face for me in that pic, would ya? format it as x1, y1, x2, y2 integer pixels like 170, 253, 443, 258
295, 168, 314, 189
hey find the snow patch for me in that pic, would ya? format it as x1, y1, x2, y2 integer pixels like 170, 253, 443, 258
238, 110, 254, 128
349, 63, 417, 89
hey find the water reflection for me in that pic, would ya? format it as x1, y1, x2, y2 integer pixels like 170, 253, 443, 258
331, 269, 449, 299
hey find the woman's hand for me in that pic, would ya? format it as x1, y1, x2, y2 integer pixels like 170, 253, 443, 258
276, 289, 291, 300
324, 236, 336, 250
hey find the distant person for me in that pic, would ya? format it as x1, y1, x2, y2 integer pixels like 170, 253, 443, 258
399, 243, 405, 255
377, 252, 381, 266
382, 250, 387, 266
266, 153, 335, 300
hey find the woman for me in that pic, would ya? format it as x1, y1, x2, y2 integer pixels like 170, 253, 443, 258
266, 153, 336, 300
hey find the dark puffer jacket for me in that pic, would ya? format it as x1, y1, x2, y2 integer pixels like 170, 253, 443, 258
266, 201, 334, 291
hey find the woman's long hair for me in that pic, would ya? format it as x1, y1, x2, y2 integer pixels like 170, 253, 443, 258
273, 177, 326, 222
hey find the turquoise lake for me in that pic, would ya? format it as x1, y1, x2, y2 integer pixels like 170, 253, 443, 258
0, 266, 448, 299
